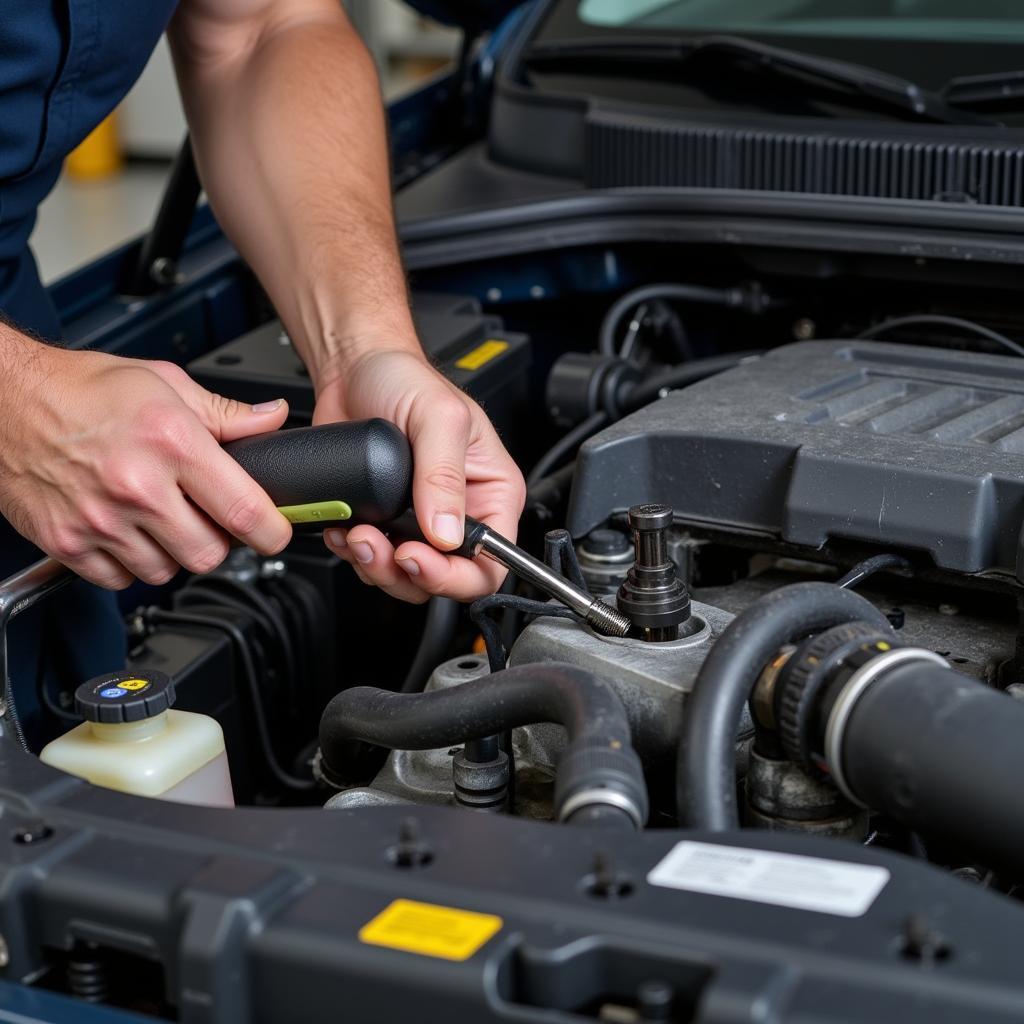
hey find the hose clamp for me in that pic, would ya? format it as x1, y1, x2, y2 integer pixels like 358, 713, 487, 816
558, 787, 645, 830
825, 647, 948, 806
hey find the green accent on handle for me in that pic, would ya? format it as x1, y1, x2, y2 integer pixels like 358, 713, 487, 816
277, 500, 352, 525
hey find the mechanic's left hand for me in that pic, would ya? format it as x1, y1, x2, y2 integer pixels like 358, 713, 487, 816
313, 348, 525, 603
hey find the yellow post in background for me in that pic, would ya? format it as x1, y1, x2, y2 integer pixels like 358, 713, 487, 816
66, 113, 123, 180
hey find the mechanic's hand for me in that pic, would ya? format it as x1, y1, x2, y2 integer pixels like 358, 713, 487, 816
0, 344, 292, 589
314, 348, 525, 603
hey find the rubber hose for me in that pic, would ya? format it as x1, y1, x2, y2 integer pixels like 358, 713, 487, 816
677, 582, 892, 831
620, 352, 763, 412
320, 662, 648, 829
835, 553, 911, 590
599, 283, 755, 357
527, 411, 608, 486
400, 597, 460, 693
837, 659, 1024, 873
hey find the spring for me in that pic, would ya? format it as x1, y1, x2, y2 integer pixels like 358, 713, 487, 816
67, 942, 108, 1003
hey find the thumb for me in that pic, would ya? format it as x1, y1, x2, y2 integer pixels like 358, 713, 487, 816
408, 396, 471, 550
146, 359, 290, 441
189, 390, 289, 443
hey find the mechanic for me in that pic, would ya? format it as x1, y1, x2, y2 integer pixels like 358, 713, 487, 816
0, 1, 525, 699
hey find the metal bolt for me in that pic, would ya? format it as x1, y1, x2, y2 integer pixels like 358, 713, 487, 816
0, 935, 9, 968
901, 913, 951, 963
260, 559, 287, 580
13, 823, 53, 845
792, 317, 817, 340
1007, 683, 1024, 703
390, 818, 433, 869
637, 980, 674, 1022
585, 851, 634, 899
149, 257, 182, 286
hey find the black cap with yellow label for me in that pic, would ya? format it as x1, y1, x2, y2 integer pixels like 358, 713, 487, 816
74, 670, 176, 724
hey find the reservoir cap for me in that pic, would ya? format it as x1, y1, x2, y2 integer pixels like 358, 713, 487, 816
75, 670, 176, 724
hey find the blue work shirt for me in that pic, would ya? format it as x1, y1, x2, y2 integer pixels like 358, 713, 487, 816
1, 1, 177, 335
1, 1, 177, 737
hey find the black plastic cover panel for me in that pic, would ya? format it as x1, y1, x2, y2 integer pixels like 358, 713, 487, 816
568, 341, 1024, 577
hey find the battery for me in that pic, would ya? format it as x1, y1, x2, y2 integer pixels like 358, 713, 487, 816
187, 292, 531, 440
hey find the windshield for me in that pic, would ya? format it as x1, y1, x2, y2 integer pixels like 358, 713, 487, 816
578, 0, 1024, 43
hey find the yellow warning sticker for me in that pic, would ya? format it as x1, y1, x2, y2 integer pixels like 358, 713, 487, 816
358, 899, 502, 961
455, 339, 508, 371
118, 678, 150, 691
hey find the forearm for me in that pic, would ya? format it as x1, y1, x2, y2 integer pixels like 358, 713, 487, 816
169, 2, 418, 388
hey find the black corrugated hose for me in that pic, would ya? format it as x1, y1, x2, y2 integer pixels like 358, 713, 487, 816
677, 582, 893, 831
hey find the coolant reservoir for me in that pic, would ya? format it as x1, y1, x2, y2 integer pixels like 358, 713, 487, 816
40, 670, 234, 806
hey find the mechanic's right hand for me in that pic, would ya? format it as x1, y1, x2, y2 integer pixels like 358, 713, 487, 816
0, 343, 292, 589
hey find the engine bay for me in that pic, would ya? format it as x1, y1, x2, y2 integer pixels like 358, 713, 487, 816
6, 252, 1024, 1021
10, 2, 1024, 1018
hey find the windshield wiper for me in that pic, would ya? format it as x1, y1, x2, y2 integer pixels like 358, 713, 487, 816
525, 35, 995, 127
943, 70, 1024, 111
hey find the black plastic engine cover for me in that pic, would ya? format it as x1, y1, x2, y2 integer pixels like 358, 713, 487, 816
3, 739, 1024, 1023
568, 341, 1024, 578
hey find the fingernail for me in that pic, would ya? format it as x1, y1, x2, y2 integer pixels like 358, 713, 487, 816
397, 557, 420, 577
433, 513, 463, 546
252, 399, 284, 413
352, 541, 374, 564
325, 529, 346, 549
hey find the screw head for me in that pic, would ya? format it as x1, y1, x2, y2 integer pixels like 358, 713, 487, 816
13, 823, 52, 845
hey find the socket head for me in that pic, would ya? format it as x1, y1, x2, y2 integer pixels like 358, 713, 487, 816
628, 504, 673, 532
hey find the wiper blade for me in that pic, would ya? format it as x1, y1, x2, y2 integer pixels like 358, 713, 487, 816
943, 70, 1024, 110
525, 35, 995, 127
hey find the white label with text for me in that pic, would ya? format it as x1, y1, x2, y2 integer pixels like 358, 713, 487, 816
647, 841, 889, 917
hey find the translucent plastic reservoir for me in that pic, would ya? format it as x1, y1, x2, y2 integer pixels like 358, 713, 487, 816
40, 671, 234, 807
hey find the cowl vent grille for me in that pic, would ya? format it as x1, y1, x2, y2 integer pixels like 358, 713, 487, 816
586, 112, 1024, 207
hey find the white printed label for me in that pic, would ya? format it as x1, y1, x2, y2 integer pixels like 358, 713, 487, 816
647, 841, 889, 918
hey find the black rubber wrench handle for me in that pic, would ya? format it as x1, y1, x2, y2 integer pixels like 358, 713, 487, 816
223, 419, 413, 527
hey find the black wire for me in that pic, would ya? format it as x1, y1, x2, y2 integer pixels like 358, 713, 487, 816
621, 351, 763, 412
176, 580, 303, 724
836, 554, 912, 590
268, 573, 332, 709
618, 302, 650, 362
188, 575, 299, 704
264, 578, 311, 706
470, 594, 576, 673
528, 353, 762, 489
543, 530, 587, 591
175, 585, 273, 635
856, 314, 1024, 358
527, 411, 608, 487
599, 282, 755, 357
146, 608, 315, 792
